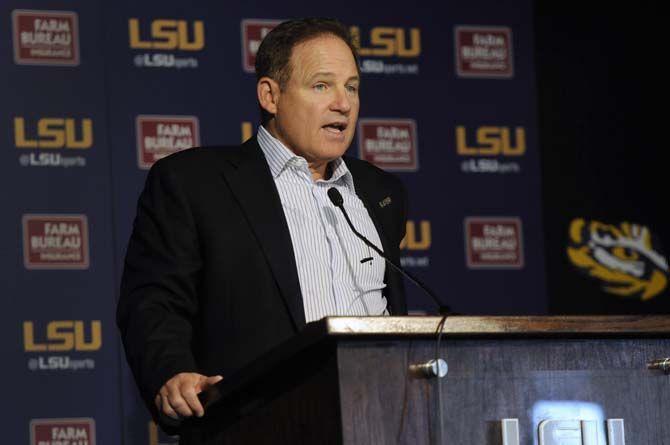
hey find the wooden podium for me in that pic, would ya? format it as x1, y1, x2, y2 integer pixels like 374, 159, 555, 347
195, 316, 670, 444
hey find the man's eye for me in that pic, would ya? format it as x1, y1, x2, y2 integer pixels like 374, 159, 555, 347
313, 83, 327, 91
346, 85, 358, 93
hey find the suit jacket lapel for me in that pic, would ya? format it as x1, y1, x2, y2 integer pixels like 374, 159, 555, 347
219, 137, 306, 330
353, 178, 394, 265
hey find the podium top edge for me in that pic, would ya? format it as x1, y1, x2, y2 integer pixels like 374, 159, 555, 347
317, 315, 670, 336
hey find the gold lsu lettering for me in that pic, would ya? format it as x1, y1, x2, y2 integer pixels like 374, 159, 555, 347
129, 18, 205, 51
400, 221, 431, 250
23, 321, 102, 352
456, 126, 526, 156
350, 26, 421, 58
14, 117, 93, 149
241, 121, 253, 143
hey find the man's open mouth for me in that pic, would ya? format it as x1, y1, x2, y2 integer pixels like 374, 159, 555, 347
323, 122, 348, 133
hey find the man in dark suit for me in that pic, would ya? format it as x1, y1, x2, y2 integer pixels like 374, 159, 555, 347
117, 18, 408, 438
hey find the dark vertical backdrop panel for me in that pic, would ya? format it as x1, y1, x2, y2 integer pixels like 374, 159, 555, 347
536, 4, 668, 315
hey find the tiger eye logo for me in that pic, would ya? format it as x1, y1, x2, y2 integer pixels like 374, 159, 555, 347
567, 219, 669, 300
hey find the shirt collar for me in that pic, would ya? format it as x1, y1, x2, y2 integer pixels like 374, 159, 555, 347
257, 125, 355, 191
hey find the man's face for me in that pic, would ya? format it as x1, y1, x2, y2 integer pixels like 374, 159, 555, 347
269, 35, 360, 166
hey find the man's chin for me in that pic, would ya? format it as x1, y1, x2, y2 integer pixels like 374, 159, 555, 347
320, 145, 351, 161
319, 135, 353, 156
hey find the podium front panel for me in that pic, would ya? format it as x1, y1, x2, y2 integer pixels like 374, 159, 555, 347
336, 337, 670, 444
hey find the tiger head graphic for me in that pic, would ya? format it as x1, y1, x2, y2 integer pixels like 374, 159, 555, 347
567, 219, 669, 301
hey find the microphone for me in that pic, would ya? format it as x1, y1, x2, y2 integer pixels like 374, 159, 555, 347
327, 187, 451, 314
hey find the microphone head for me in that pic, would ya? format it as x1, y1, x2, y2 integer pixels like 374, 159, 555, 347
327, 187, 344, 207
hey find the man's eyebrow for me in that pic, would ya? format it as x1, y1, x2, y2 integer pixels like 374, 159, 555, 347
306, 72, 360, 83
307, 71, 336, 82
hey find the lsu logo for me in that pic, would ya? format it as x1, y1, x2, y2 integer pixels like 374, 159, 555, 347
14, 117, 92, 149
129, 18, 204, 50
567, 219, 669, 300
400, 220, 431, 250
24, 320, 102, 352
456, 126, 525, 156
350, 26, 421, 57
241, 121, 253, 142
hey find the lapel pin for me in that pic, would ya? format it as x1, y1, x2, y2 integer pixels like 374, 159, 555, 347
378, 196, 392, 208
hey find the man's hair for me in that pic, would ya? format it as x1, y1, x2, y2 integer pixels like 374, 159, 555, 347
255, 18, 359, 124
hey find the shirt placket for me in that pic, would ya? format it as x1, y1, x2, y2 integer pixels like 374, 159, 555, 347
314, 182, 347, 314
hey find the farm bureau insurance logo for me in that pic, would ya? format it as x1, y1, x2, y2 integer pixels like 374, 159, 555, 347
22, 214, 89, 269
24, 320, 101, 372
31, 418, 96, 445
455, 26, 513, 78
128, 18, 204, 69
136, 115, 200, 169
400, 220, 431, 268
12, 10, 79, 66
241, 19, 282, 72
358, 119, 418, 171
14, 116, 92, 168
465, 217, 524, 268
567, 219, 669, 301
456, 125, 525, 174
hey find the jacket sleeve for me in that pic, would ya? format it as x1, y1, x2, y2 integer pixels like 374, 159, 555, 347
116, 158, 202, 428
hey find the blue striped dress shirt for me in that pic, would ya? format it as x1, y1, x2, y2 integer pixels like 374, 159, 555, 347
257, 126, 388, 323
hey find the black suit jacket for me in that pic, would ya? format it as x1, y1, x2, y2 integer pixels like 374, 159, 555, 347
117, 136, 408, 436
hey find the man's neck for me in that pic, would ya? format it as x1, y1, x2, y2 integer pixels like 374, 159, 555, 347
263, 122, 332, 182
310, 161, 330, 181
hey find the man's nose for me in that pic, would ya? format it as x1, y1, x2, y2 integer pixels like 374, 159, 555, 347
330, 87, 352, 114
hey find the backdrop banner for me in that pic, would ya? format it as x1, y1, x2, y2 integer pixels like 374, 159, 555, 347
1, 0, 543, 443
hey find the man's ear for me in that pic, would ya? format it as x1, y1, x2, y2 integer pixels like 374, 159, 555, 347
257, 77, 280, 116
